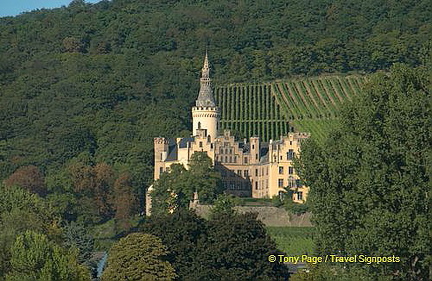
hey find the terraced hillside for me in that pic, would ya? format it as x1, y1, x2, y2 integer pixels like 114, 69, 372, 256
214, 75, 367, 142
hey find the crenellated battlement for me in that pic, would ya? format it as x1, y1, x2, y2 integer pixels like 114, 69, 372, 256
154, 137, 169, 145
192, 106, 219, 112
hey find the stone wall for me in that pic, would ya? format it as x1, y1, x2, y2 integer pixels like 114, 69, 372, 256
193, 204, 312, 227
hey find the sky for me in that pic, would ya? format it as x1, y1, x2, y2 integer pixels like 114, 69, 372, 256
0, 0, 102, 17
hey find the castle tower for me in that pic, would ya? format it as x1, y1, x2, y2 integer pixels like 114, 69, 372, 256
154, 137, 169, 180
192, 52, 220, 141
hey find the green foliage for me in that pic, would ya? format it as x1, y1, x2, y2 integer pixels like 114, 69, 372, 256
284, 201, 310, 215
101, 233, 176, 281
0, 185, 61, 278
62, 221, 95, 264
199, 212, 289, 280
298, 65, 432, 279
151, 152, 223, 215
142, 209, 289, 280
0, 0, 430, 187
209, 193, 240, 217
7, 230, 90, 281
266, 227, 316, 256
141, 209, 207, 281
290, 263, 392, 281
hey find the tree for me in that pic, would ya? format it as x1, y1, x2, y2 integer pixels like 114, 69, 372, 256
63, 221, 94, 264
151, 152, 223, 215
298, 65, 432, 280
4, 165, 46, 196
6, 230, 91, 281
141, 209, 207, 281
112, 173, 137, 231
199, 212, 289, 281
209, 193, 239, 218
101, 233, 176, 281
0, 185, 60, 278
187, 152, 224, 203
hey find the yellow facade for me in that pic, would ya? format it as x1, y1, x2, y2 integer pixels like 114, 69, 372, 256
154, 130, 309, 203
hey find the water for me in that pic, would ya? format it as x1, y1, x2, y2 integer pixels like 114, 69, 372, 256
96, 252, 108, 278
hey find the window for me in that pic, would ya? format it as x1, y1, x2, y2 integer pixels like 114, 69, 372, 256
288, 177, 296, 188
256, 154, 258, 160
296, 179, 302, 187
199, 141, 203, 148
255, 182, 258, 190
244, 157, 248, 164
278, 179, 284, 188
198, 121, 201, 129
287, 149, 295, 160
244, 170, 249, 177
290, 141, 292, 145
255, 169, 258, 177
159, 167, 163, 174
229, 156, 232, 163
297, 192, 303, 201
233, 156, 237, 163
288, 167, 294, 175
278, 166, 284, 174
252, 144, 255, 149
225, 156, 228, 162
237, 170, 242, 175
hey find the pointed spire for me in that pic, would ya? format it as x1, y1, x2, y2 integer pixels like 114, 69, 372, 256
196, 52, 216, 107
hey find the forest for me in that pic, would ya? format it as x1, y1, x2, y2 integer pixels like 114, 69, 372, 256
0, 0, 431, 280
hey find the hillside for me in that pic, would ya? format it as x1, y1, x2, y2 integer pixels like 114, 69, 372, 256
0, 0, 430, 209
215, 75, 366, 142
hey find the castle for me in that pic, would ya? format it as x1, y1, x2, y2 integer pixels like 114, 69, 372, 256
148, 53, 309, 215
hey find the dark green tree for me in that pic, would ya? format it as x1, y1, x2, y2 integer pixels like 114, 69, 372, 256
62, 221, 94, 264
199, 212, 289, 281
141, 209, 208, 281
298, 64, 432, 280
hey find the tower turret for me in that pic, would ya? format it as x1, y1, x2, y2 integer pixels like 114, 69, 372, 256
192, 52, 220, 141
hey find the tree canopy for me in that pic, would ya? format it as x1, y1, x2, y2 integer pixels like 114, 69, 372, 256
298, 64, 432, 280
151, 152, 223, 215
7, 230, 91, 281
141, 209, 289, 281
101, 232, 176, 281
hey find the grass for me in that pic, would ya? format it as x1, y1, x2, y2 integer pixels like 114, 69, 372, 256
267, 226, 316, 256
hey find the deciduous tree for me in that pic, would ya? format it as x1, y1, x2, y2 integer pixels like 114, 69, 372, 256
298, 64, 432, 280
101, 233, 176, 281
4, 165, 46, 196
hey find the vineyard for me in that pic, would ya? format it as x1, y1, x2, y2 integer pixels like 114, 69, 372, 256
214, 75, 367, 142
